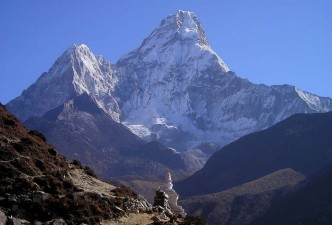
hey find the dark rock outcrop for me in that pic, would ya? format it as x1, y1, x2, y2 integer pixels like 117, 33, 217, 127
154, 189, 171, 210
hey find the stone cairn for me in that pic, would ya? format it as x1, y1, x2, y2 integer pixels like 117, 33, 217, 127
153, 187, 171, 209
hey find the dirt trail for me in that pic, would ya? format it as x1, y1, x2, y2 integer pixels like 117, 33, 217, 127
103, 213, 154, 225
69, 168, 117, 197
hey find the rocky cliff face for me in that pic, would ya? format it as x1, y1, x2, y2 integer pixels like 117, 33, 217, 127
6, 10, 332, 159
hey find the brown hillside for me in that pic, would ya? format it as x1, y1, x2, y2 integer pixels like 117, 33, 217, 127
0, 104, 150, 224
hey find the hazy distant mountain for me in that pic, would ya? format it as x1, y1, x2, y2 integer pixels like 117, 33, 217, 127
175, 112, 332, 197
6, 10, 332, 174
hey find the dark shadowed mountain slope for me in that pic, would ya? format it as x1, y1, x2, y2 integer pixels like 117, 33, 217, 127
25, 93, 186, 179
180, 168, 305, 225
251, 165, 332, 225
175, 112, 332, 197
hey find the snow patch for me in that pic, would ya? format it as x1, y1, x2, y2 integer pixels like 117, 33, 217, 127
125, 124, 151, 138
295, 87, 322, 111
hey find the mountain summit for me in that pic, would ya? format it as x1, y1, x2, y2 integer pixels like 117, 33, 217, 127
6, 11, 332, 170
118, 10, 229, 71
160, 10, 209, 45
115, 12, 332, 151
6, 44, 120, 122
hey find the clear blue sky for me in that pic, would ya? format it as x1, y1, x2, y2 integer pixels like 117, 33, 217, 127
1, 0, 331, 104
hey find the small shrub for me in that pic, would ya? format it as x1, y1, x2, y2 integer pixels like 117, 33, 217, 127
21, 137, 33, 145
35, 159, 45, 170
63, 179, 74, 190
28, 130, 47, 142
48, 148, 57, 156
3, 117, 16, 126
84, 166, 97, 178
71, 160, 83, 168
13, 142, 29, 154
112, 186, 137, 198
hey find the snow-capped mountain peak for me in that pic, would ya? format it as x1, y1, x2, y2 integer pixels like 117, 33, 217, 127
65, 43, 91, 55
52, 44, 121, 121
6, 44, 120, 121
48, 44, 97, 80
6, 10, 332, 159
156, 10, 209, 46
176, 10, 208, 46
118, 10, 229, 72
295, 87, 331, 112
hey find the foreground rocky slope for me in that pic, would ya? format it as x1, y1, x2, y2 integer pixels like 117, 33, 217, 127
0, 104, 204, 225
0, 104, 151, 224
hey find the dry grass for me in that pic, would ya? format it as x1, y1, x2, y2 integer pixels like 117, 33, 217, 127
103, 213, 154, 225
69, 167, 117, 197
